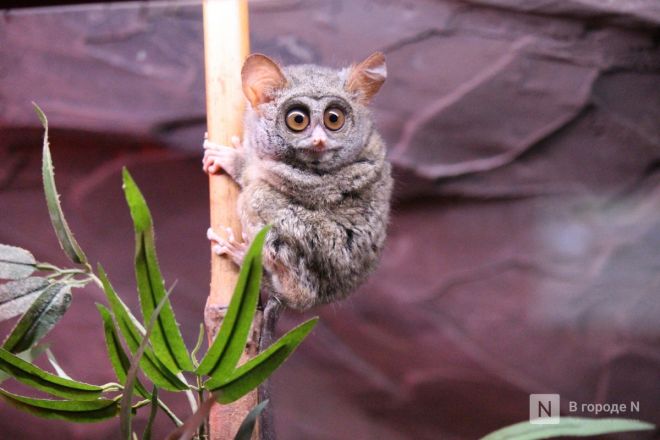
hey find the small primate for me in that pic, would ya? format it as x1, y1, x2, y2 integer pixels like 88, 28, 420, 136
204, 51, 392, 315
203, 51, 392, 438
203, 54, 392, 420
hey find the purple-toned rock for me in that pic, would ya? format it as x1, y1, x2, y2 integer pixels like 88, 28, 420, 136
0, 1, 658, 439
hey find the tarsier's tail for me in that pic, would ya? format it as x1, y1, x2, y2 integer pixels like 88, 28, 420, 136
259, 293, 283, 352
258, 293, 283, 440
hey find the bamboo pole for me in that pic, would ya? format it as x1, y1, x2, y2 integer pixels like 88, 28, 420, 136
202, 1, 258, 439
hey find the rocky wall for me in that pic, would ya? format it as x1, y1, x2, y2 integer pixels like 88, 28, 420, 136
0, 1, 658, 438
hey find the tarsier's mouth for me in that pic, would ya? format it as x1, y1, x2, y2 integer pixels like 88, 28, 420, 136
300, 144, 340, 153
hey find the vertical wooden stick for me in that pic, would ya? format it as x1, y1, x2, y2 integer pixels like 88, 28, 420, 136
202, 1, 258, 439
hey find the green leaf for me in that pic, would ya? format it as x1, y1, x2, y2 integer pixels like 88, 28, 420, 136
0, 347, 103, 400
481, 417, 655, 440
0, 388, 118, 423
3, 282, 71, 353
120, 286, 176, 440
96, 304, 150, 399
234, 399, 268, 440
197, 226, 271, 378
34, 103, 87, 265
0, 277, 49, 322
207, 317, 318, 404
98, 266, 188, 392
0, 345, 46, 384
122, 168, 192, 372
0, 244, 36, 280
97, 305, 182, 428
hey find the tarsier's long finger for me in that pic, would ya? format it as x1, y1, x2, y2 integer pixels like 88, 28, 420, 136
203, 160, 213, 173
204, 137, 237, 151
203, 152, 225, 173
207, 227, 223, 243
212, 244, 227, 256
225, 227, 236, 243
203, 139, 218, 150
229, 240, 244, 253
213, 242, 246, 265
203, 139, 230, 151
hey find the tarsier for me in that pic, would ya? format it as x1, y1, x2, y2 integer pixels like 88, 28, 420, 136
203, 52, 392, 341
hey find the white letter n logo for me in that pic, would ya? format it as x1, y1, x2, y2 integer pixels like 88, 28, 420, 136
530, 394, 560, 424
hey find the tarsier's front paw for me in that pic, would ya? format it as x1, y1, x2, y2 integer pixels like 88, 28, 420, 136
202, 133, 242, 177
207, 226, 249, 266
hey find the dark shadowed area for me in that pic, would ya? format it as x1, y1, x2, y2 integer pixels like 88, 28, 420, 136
1, 1, 659, 439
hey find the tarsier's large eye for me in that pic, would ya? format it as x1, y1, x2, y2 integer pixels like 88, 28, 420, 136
285, 108, 310, 132
323, 107, 345, 131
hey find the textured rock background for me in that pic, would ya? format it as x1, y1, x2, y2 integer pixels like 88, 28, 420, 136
1, 1, 659, 439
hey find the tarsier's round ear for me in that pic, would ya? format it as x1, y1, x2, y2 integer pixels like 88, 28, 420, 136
345, 52, 387, 104
241, 54, 287, 109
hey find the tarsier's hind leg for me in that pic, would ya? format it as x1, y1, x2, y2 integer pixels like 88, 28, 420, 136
261, 236, 319, 311
258, 294, 282, 440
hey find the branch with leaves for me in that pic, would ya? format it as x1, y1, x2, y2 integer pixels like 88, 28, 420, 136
0, 105, 317, 440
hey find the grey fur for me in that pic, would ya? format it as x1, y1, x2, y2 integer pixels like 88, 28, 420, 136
235, 59, 393, 310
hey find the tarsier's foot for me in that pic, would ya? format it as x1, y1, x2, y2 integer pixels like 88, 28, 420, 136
207, 226, 249, 266
202, 132, 242, 177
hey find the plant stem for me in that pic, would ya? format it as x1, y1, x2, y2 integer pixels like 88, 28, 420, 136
157, 398, 183, 427
197, 376, 207, 440
132, 399, 151, 410
35, 262, 61, 272
88, 272, 104, 290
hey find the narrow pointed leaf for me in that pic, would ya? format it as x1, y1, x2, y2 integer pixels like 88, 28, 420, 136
207, 317, 318, 403
3, 282, 71, 353
0, 347, 103, 400
97, 304, 150, 399
197, 226, 271, 377
121, 287, 175, 440
0, 345, 46, 384
98, 305, 182, 428
98, 266, 188, 392
0, 277, 49, 321
234, 399, 268, 440
122, 169, 192, 372
481, 417, 655, 440
34, 103, 87, 265
0, 388, 118, 423
0, 244, 36, 280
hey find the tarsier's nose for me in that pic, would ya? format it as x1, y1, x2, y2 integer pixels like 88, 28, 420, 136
311, 125, 327, 150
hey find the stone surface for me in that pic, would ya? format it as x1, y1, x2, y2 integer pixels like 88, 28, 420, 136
0, 1, 659, 439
